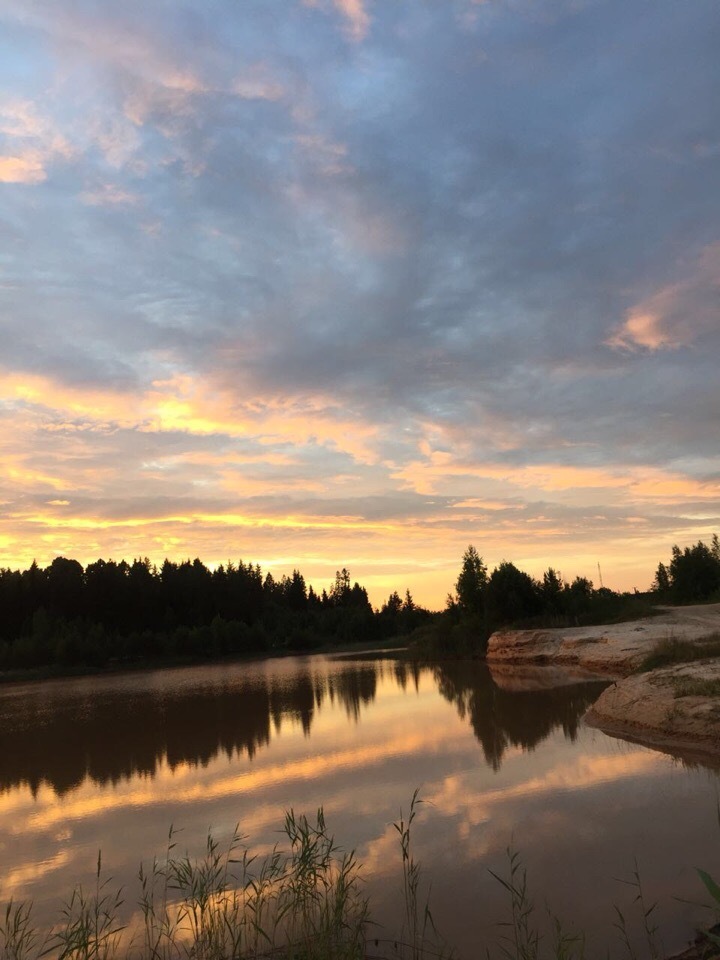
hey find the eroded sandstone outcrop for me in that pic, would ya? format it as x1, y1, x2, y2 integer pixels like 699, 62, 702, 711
584, 659, 720, 763
487, 604, 720, 761
487, 603, 720, 678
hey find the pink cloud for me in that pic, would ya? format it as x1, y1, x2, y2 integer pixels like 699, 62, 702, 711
335, 0, 371, 41
304, 0, 371, 41
607, 242, 720, 352
0, 154, 46, 184
0, 98, 74, 182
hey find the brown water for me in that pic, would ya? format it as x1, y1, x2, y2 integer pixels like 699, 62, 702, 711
0, 653, 718, 958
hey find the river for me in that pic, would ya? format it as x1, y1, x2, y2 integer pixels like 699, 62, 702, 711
0, 652, 718, 958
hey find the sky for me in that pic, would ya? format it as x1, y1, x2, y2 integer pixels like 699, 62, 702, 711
1, 0, 719, 608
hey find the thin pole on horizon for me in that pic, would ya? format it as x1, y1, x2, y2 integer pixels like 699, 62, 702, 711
597, 562, 604, 589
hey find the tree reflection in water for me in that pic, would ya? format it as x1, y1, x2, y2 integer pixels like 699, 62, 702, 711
429, 661, 608, 771
0, 656, 607, 796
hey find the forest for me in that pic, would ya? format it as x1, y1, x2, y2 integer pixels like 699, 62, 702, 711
0, 534, 718, 674
0, 557, 428, 671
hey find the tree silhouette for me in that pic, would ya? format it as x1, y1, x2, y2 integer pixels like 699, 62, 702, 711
455, 545, 487, 616
0, 554, 425, 672
486, 561, 539, 625
666, 539, 720, 601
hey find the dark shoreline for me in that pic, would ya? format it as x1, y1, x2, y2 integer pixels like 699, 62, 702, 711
0, 635, 410, 687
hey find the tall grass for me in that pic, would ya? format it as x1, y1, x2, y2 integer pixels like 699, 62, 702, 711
487, 845, 720, 960
2, 805, 719, 960
612, 861, 660, 960
0, 811, 368, 960
1, 901, 42, 960
489, 848, 586, 960
388, 789, 444, 960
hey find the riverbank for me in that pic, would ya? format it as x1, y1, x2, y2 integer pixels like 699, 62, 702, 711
0, 635, 408, 686
584, 658, 720, 764
487, 603, 720, 676
487, 603, 720, 761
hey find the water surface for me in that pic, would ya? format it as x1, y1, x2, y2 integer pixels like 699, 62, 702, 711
0, 654, 718, 957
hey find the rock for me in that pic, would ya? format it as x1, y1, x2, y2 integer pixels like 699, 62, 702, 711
487, 604, 720, 762
584, 659, 720, 764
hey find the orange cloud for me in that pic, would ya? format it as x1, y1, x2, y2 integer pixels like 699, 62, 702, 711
360, 748, 664, 876
2, 372, 144, 425
427, 750, 662, 824
3, 373, 381, 465
17, 723, 462, 835
0, 153, 46, 184
452, 499, 514, 511
0, 99, 74, 182
3, 462, 67, 491
606, 310, 676, 351
14, 509, 399, 537
1, 851, 72, 899
2, 370, 719, 605
394, 453, 720, 506
607, 242, 720, 351
146, 376, 381, 464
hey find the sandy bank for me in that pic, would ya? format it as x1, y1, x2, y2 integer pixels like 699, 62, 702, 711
584, 659, 720, 764
487, 604, 720, 762
487, 603, 720, 678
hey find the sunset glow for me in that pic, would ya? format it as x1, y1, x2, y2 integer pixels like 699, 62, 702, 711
2, 0, 719, 606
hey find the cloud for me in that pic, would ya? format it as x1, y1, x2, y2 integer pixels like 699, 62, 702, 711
304, 0, 371, 41
232, 65, 286, 102
0, 98, 73, 182
606, 243, 720, 352
294, 133, 352, 177
334, 0, 371, 41
606, 310, 677, 352
79, 183, 139, 206
0, 153, 45, 183
1, 0, 720, 602
0, 98, 71, 155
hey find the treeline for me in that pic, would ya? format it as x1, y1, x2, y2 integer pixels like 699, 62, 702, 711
416, 534, 720, 658
0, 557, 428, 672
2, 534, 717, 675
652, 535, 720, 603
450, 546, 605, 626
414, 546, 655, 658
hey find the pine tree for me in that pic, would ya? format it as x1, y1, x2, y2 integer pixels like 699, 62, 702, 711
455, 545, 487, 616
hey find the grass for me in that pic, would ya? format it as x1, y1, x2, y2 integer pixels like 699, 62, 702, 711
0, 811, 370, 960
2, 804, 720, 960
672, 678, 720, 699
486, 848, 692, 960
0, 800, 449, 960
488, 847, 720, 960
637, 635, 720, 673
612, 861, 661, 960
391, 789, 443, 960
